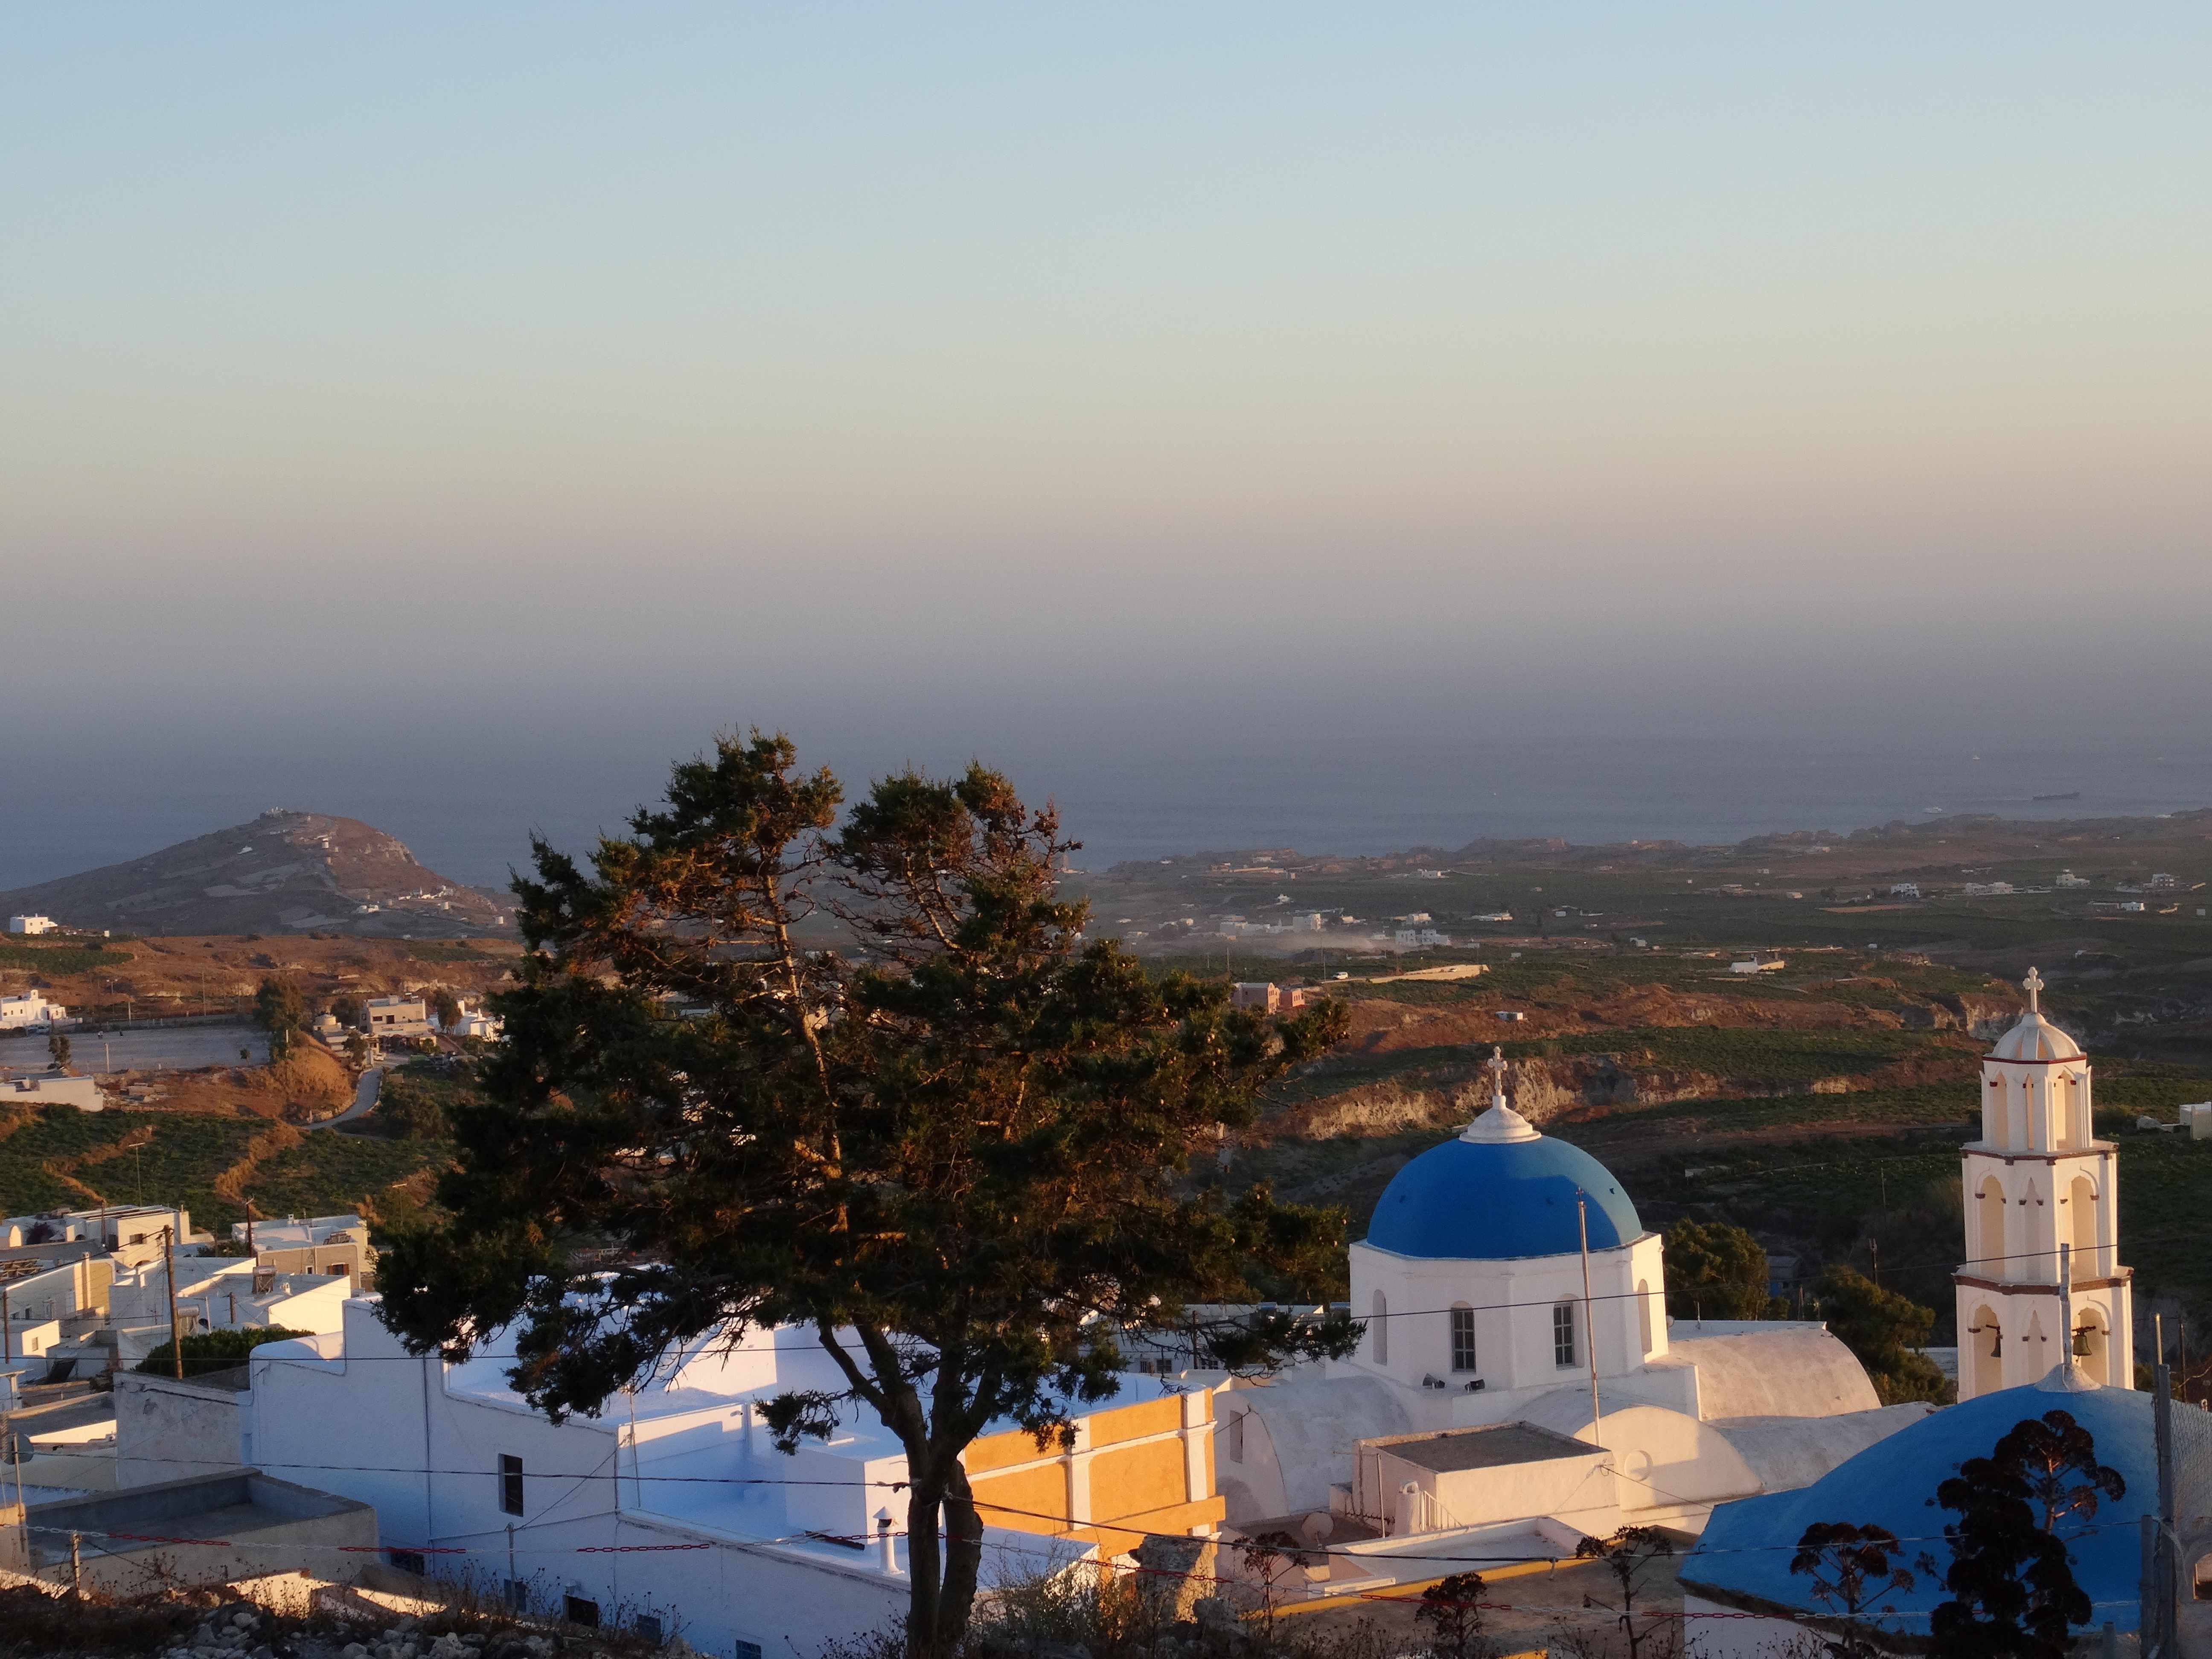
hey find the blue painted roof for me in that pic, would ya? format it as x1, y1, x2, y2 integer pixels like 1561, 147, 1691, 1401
1685, 1379, 2165, 1635
1362, 1134, 1642, 1259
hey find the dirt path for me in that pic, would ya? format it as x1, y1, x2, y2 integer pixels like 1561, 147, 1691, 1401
212, 1121, 306, 1205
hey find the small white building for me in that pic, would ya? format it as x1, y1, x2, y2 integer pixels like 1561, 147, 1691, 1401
446, 1002, 503, 1040
5, 1074, 104, 1111
1889, 882, 1921, 899
1728, 958, 1785, 974
365, 996, 431, 1041
0, 1256, 110, 1326
106, 1255, 352, 1365
227, 1214, 376, 1283
4, 1204, 198, 1260
7, 914, 58, 935
0, 992, 67, 1031
114, 1366, 257, 1487
1231, 983, 1311, 1013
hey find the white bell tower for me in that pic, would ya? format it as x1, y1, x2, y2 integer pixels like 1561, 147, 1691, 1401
1953, 969, 2132, 1398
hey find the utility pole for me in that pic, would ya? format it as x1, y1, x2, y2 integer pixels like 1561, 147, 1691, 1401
2, 1284, 10, 1368
2146, 1356, 2178, 1658
161, 1225, 183, 1380
1577, 1193, 1602, 1452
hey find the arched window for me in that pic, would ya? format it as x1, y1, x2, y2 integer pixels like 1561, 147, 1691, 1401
2074, 1308, 2110, 1387
2069, 1174, 2098, 1277
1636, 1279, 1653, 1354
1372, 1290, 1388, 1367
1968, 1304, 2002, 1397
2024, 1178, 2048, 1279
1227, 1409, 1246, 1464
1977, 1177, 2008, 1276
1449, 1305, 1477, 1373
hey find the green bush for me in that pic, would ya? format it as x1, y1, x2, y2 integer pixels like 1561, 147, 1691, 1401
135, 1326, 313, 1378
1663, 1220, 1773, 1320
1813, 1265, 1952, 1405
372, 1069, 452, 1140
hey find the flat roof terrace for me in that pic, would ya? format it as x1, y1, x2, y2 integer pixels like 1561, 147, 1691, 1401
1372, 1422, 1597, 1473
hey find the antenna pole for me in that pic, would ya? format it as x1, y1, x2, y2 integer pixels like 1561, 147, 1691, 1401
163, 1225, 183, 1380
2060, 1243, 2074, 1381
1578, 1193, 1602, 1451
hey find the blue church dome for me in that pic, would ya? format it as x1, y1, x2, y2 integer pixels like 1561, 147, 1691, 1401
1685, 1376, 2204, 1636
1362, 1131, 1643, 1260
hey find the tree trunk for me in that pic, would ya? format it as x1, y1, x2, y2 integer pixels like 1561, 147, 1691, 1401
904, 1485, 945, 1659
936, 1460, 985, 1650
902, 1460, 984, 1659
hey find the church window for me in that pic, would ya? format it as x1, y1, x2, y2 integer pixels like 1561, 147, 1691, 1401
1227, 1410, 1246, 1464
1449, 1306, 1477, 1373
1372, 1291, 1388, 1366
1636, 1279, 1653, 1354
1553, 1303, 1578, 1368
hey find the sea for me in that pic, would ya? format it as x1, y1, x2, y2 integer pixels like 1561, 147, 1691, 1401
9, 739, 2211, 893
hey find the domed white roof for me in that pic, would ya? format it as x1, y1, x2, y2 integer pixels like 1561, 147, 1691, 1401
1990, 1011, 2084, 1063
1988, 968, 2083, 1063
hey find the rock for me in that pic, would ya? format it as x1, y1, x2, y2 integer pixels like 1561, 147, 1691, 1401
252, 1646, 275, 1659
343, 1645, 370, 1659
1192, 1597, 1240, 1635
1133, 1535, 1221, 1623
235, 1612, 260, 1629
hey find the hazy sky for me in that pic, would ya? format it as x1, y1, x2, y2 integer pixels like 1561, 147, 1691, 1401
6, 6, 2209, 883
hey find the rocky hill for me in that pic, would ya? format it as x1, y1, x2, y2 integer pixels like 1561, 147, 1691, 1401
0, 810, 510, 937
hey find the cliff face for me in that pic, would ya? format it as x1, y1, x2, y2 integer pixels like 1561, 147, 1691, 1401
0, 810, 509, 938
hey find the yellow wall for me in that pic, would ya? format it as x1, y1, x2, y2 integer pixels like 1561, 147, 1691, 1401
969, 1462, 1068, 1532
965, 1388, 1222, 1549
1089, 1440, 1186, 1519
1091, 1394, 1185, 1446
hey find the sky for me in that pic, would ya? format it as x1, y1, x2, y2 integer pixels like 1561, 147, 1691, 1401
5, 5, 2209, 884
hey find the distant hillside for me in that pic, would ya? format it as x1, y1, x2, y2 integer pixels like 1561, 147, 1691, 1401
0, 810, 511, 937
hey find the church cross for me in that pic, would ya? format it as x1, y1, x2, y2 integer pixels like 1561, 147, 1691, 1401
2023, 966, 2043, 1013
1487, 1046, 1508, 1092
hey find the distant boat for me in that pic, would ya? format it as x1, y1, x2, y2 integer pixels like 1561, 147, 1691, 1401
2033, 791, 2081, 801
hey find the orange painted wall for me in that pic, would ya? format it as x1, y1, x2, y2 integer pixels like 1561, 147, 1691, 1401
961, 1388, 1216, 1543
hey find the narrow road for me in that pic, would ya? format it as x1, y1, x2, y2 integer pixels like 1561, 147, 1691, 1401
314, 1066, 383, 1131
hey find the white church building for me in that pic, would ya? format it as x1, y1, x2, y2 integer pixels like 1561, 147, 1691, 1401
1213, 972, 2136, 1587
1214, 1052, 1930, 1560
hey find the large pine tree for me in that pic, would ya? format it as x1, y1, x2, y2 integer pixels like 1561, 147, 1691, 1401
375, 731, 1356, 1653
